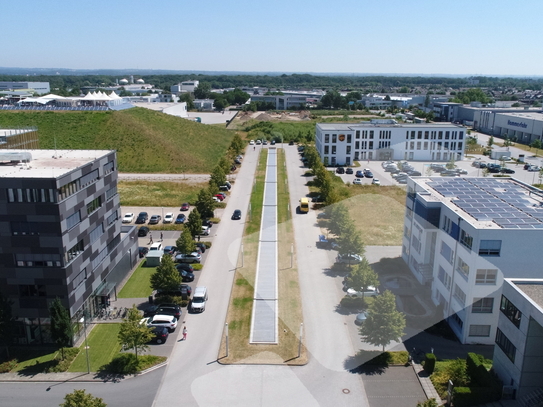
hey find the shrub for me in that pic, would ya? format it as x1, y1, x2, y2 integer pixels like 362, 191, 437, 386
340, 296, 366, 310
45, 347, 80, 373
192, 264, 203, 271
424, 353, 436, 374
453, 386, 500, 407
107, 353, 139, 374
0, 359, 18, 373
466, 353, 500, 389
201, 241, 212, 249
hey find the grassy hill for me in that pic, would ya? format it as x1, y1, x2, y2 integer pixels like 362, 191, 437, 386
0, 108, 234, 173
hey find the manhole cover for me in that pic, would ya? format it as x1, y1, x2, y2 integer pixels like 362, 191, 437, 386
342, 389, 350, 394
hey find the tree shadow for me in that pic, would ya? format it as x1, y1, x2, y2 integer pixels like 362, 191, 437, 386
93, 370, 125, 383
344, 351, 390, 375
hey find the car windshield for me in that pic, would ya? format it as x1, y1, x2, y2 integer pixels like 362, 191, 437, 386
192, 297, 204, 303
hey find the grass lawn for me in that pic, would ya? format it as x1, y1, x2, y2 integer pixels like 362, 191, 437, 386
11, 347, 59, 372
69, 324, 122, 372
220, 149, 306, 365
118, 260, 154, 298
118, 180, 206, 207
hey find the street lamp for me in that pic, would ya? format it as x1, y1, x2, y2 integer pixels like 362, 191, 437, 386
79, 307, 91, 374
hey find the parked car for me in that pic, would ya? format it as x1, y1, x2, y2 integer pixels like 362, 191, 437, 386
135, 212, 148, 224
214, 194, 225, 201
155, 284, 193, 299
355, 170, 364, 178
138, 226, 150, 237
317, 235, 332, 250
317, 211, 330, 219
353, 178, 363, 185
176, 263, 194, 273
256, 139, 262, 145
175, 252, 202, 263
527, 165, 540, 172
372, 179, 381, 185
262, 140, 268, 145
163, 246, 177, 256
336, 253, 363, 264
149, 326, 169, 344
195, 242, 206, 253
155, 304, 182, 320
364, 171, 374, 178
455, 169, 468, 175
122, 213, 134, 223
181, 203, 190, 211
141, 314, 178, 332
355, 312, 368, 325
138, 247, 149, 258
312, 195, 324, 203
200, 226, 210, 236
289, 140, 294, 145
234, 158, 241, 165
216, 192, 226, 200
178, 269, 195, 282
524, 163, 532, 170
202, 219, 213, 228
163, 213, 174, 223
345, 168, 353, 175
232, 209, 242, 220
336, 167, 345, 174
346, 285, 379, 298
175, 213, 186, 224
270, 140, 276, 145
249, 140, 255, 145
500, 168, 515, 174
148, 215, 161, 224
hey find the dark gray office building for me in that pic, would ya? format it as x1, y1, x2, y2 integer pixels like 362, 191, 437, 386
0, 149, 138, 345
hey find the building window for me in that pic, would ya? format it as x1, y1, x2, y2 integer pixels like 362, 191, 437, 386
332, 134, 337, 143
496, 328, 516, 362
438, 266, 451, 290
331, 146, 336, 155
66, 211, 81, 230
479, 240, 501, 256
347, 134, 352, 143
460, 229, 473, 250
469, 325, 491, 337
324, 146, 329, 154
472, 297, 494, 313
324, 134, 330, 143
107, 210, 118, 226
475, 269, 497, 285
11, 222, 39, 236
440, 241, 454, 264
346, 146, 351, 154
90, 224, 104, 244
369, 131, 374, 139
424, 131, 429, 139
15, 253, 62, 267
66, 240, 84, 264
453, 284, 466, 306
418, 131, 422, 139
500, 295, 522, 328
80, 169, 99, 188
103, 161, 115, 174
457, 257, 469, 280
355, 141, 359, 149
106, 186, 117, 201
451, 312, 463, 329
72, 268, 87, 288
86, 197, 102, 215
355, 131, 360, 139
92, 248, 108, 270
7, 188, 57, 203
19, 284, 47, 297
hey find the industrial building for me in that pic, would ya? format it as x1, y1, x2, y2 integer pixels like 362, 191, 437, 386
0, 149, 138, 345
403, 176, 543, 345
0, 81, 50, 95
315, 121, 466, 166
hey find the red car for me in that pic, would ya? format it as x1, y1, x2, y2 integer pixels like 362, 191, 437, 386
214, 194, 224, 201
181, 203, 190, 211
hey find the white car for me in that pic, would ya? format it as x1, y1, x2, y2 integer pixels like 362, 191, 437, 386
163, 212, 174, 223
122, 213, 134, 223
141, 314, 178, 333
347, 286, 379, 298
255, 139, 262, 145
353, 178, 363, 185
372, 179, 381, 185
249, 140, 255, 145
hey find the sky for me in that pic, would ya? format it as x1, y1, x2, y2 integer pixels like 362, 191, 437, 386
3, 0, 542, 76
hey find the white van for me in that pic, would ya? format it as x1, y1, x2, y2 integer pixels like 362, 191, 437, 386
149, 243, 163, 251
191, 286, 208, 313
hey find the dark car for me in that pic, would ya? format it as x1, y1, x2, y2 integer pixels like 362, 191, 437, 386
138, 226, 150, 237
195, 242, 206, 253
175, 213, 186, 224
289, 140, 294, 145
364, 171, 374, 178
355, 170, 364, 177
234, 159, 242, 165
179, 269, 195, 282
149, 215, 161, 224
181, 203, 190, 211
312, 195, 324, 203
138, 247, 149, 258
336, 167, 345, 174
230, 165, 237, 172
501, 168, 515, 174
317, 235, 332, 250
135, 212, 148, 224
202, 219, 213, 229
524, 163, 532, 170
156, 304, 182, 320
176, 263, 195, 273
163, 246, 177, 255
149, 326, 169, 344
155, 285, 192, 299
345, 168, 353, 175
270, 140, 276, 145
232, 209, 242, 220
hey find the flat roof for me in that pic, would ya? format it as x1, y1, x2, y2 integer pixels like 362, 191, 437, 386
498, 112, 543, 121
511, 280, 543, 310
317, 122, 463, 130
0, 149, 113, 179
413, 177, 543, 230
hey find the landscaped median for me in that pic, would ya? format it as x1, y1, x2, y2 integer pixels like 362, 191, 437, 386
219, 148, 307, 365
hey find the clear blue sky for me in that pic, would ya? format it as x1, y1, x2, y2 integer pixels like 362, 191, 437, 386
3, 0, 542, 76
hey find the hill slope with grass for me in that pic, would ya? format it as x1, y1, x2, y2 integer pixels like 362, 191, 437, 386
0, 108, 234, 173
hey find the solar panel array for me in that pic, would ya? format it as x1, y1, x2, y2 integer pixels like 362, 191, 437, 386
427, 178, 543, 229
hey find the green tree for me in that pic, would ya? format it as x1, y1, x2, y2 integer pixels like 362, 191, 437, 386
336, 223, 365, 260
117, 305, 153, 362
195, 188, 217, 219
0, 292, 14, 358
150, 255, 182, 292
359, 290, 406, 351
179, 93, 194, 110
327, 203, 350, 236
344, 258, 379, 297
446, 154, 456, 170
209, 166, 226, 190
186, 208, 203, 238
417, 399, 438, 407
176, 228, 196, 255
424, 93, 431, 108
194, 82, 211, 99
60, 389, 107, 407
49, 297, 73, 359
487, 136, 494, 149
229, 133, 245, 156
213, 97, 228, 111
531, 138, 542, 156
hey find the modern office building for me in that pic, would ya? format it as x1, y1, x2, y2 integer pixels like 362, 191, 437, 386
251, 90, 325, 110
171, 80, 199, 94
315, 121, 466, 165
493, 278, 543, 401
0, 149, 138, 345
403, 176, 543, 345
0, 81, 50, 95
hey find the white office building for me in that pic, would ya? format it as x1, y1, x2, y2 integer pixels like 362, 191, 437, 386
403, 176, 543, 345
315, 121, 466, 166
0, 81, 50, 95
171, 80, 200, 94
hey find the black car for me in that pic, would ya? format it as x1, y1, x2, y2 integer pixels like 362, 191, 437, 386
289, 140, 294, 145
317, 235, 332, 250
270, 140, 276, 145
155, 285, 192, 299
156, 304, 182, 320
312, 195, 324, 203
336, 167, 345, 174
232, 209, 242, 220
500, 168, 515, 174
234, 159, 242, 165
195, 242, 206, 253
135, 212, 148, 224
149, 326, 169, 344
345, 168, 353, 174
164, 246, 177, 255
179, 269, 195, 282
138, 226, 150, 237
175, 213, 186, 224
202, 219, 213, 228
176, 263, 194, 273
138, 247, 149, 258
524, 163, 532, 170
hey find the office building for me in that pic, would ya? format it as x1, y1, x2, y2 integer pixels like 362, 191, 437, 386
0, 149, 138, 345
315, 121, 466, 165
0, 81, 50, 95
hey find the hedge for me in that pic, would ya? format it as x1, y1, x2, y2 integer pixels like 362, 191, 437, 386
424, 353, 436, 374
453, 386, 500, 407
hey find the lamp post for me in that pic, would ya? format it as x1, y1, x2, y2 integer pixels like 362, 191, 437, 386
81, 307, 91, 374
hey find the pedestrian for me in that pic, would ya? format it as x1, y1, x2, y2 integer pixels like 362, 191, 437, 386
197, 234, 200, 242
253, 146, 255, 151
160, 232, 163, 242
149, 232, 153, 245
182, 326, 187, 340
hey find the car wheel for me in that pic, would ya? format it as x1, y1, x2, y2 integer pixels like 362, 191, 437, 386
156, 338, 163, 344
